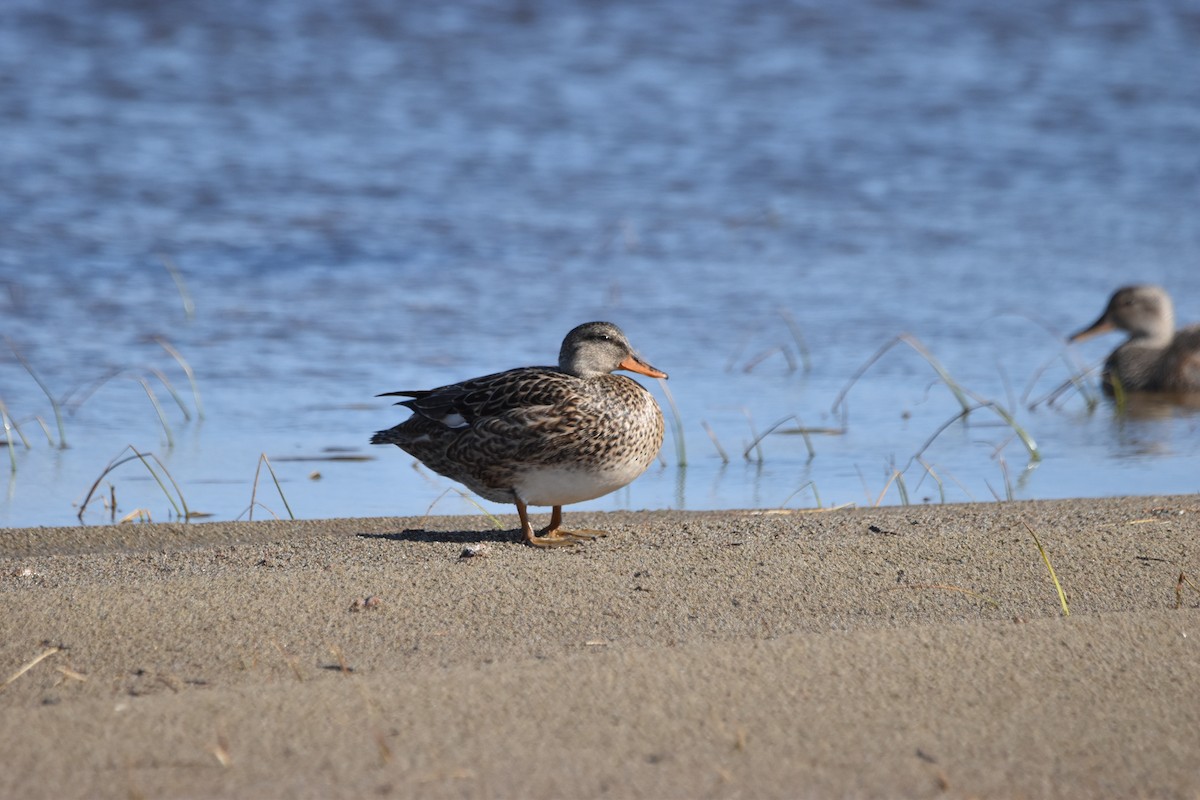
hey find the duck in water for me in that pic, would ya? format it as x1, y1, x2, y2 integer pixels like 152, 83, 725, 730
1069, 285, 1200, 395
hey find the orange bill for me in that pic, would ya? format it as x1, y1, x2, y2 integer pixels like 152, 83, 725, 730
1068, 316, 1115, 344
618, 354, 668, 379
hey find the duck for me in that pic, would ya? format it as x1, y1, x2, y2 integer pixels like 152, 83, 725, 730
371, 321, 667, 547
1069, 285, 1200, 394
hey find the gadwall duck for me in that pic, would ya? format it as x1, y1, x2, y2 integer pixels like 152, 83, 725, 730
372, 321, 667, 547
1069, 285, 1200, 394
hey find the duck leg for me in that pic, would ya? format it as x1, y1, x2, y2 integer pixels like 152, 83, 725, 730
540, 506, 608, 542
517, 500, 579, 548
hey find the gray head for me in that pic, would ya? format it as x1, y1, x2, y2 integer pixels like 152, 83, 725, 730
558, 321, 668, 380
1069, 285, 1176, 345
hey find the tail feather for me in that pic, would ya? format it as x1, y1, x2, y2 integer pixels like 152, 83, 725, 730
376, 390, 426, 400
371, 427, 401, 446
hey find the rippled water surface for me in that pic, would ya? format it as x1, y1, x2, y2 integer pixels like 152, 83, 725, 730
2, 0, 1199, 528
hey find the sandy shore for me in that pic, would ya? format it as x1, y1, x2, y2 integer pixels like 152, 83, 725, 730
2, 496, 1199, 799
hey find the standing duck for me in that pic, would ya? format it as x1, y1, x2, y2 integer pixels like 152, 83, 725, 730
1069, 285, 1200, 394
372, 321, 667, 547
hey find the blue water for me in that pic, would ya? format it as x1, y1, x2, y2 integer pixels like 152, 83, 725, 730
2, 0, 1199, 528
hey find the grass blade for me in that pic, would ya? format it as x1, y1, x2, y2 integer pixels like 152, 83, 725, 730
77, 445, 188, 521
742, 409, 764, 463
779, 480, 822, 509
6, 340, 67, 448
159, 255, 196, 321
1, 404, 17, 472
656, 377, 687, 467
250, 454, 294, 521
135, 377, 175, 448
874, 468, 909, 507
154, 336, 205, 419
700, 420, 730, 463
834, 334, 972, 418
778, 309, 812, 373
1022, 520, 1069, 617
147, 366, 192, 422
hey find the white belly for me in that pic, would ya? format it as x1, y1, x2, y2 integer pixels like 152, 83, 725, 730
513, 462, 649, 507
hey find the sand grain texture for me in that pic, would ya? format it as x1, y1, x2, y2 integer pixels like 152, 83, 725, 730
2, 496, 1199, 798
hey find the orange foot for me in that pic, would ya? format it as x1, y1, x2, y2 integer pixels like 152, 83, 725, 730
517, 502, 608, 548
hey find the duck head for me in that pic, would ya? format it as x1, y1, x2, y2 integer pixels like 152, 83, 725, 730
1069, 285, 1176, 346
559, 321, 668, 380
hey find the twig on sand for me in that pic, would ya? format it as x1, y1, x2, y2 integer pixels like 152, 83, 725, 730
1, 646, 61, 692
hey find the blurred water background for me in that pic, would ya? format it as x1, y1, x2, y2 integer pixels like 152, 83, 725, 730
2, 0, 1199, 528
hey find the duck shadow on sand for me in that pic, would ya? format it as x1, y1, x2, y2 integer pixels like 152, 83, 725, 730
357, 527, 521, 546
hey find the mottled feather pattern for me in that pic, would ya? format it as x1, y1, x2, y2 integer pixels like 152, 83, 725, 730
385, 366, 587, 428
374, 369, 663, 504
372, 322, 667, 512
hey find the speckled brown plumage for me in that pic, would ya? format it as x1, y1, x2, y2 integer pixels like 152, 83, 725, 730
372, 322, 667, 547
1070, 285, 1200, 395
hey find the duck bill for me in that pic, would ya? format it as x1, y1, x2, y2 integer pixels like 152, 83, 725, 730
1068, 315, 1115, 344
619, 354, 668, 380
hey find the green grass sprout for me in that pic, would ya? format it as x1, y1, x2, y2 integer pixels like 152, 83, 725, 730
1022, 519, 1070, 616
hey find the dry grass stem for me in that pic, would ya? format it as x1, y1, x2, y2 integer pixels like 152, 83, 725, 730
778, 309, 812, 373
700, 420, 730, 463
55, 665, 88, 684
656, 377, 687, 467
271, 640, 304, 682
1, 403, 18, 473
78, 445, 189, 522
874, 469, 909, 507
134, 376, 175, 447
329, 644, 353, 674
744, 415, 815, 461
779, 480, 822, 509
833, 334, 971, 417
2, 646, 61, 691
741, 409, 765, 463
154, 336, 205, 419
1175, 572, 1200, 609
248, 454, 294, 521
6, 339, 68, 448
146, 366, 191, 421
159, 255, 196, 321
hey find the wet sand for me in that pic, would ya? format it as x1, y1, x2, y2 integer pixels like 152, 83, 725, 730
2, 496, 1199, 799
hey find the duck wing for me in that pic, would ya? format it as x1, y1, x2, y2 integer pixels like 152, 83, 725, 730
378, 367, 571, 429
1161, 326, 1200, 392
